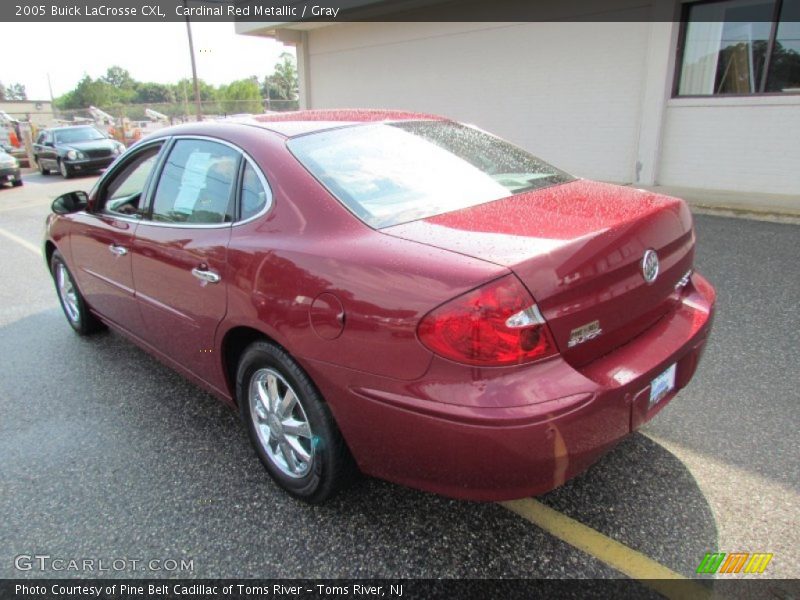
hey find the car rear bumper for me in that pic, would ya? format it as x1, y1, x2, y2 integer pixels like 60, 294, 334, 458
0, 166, 21, 182
305, 272, 716, 501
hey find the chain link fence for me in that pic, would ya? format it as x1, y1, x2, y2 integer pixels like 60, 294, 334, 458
54, 99, 299, 124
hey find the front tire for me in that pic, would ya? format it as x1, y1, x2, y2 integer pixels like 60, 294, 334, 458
237, 341, 356, 503
58, 160, 72, 179
12, 178, 22, 187
50, 250, 102, 335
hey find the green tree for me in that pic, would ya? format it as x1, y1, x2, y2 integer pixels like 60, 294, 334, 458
262, 52, 298, 103
102, 66, 135, 89
218, 77, 262, 114
0, 82, 27, 100
73, 75, 116, 108
135, 82, 176, 104
174, 77, 217, 102
765, 42, 800, 92
102, 66, 137, 103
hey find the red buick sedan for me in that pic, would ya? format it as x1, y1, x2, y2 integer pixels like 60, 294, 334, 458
44, 110, 715, 503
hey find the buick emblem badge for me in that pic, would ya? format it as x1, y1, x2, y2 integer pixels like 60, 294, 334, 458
642, 249, 659, 284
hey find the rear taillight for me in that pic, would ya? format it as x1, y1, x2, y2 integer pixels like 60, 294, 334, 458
417, 275, 558, 366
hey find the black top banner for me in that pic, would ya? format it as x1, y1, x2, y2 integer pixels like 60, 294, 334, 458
2, 0, 789, 22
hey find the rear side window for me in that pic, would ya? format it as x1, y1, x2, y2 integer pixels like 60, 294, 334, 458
240, 161, 270, 220
151, 139, 239, 224
288, 121, 572, 228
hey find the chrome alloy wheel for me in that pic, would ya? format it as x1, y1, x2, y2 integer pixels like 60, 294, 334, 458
249, 368, 314, 478
56, 262, 80, 323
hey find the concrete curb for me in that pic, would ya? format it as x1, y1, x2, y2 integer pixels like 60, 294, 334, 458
635, 185, 800, 224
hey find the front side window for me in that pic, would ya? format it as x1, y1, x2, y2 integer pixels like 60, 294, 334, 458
676, 0, 800, 95
288, 121, 572, 228
151, 139, 239, 224
100, 144, 162, 217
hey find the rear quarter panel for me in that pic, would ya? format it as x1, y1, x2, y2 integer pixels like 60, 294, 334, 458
218, 128, 508, 382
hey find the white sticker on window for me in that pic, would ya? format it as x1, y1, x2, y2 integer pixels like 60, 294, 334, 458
173, 151, 211, 214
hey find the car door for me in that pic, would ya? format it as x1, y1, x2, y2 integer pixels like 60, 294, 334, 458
35, 131, 55, 168
131, 137, 240, 382
33, 131, 45, 163
69, 141, 165, 332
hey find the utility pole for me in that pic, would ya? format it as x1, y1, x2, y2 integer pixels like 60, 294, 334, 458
183, 0, 203, 122
181, 80, 190, 122
47, 73, 55, 104
47, 73, 56, 120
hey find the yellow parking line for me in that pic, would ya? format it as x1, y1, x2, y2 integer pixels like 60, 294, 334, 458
501, 499, 711, 599
0, 227, 41, 255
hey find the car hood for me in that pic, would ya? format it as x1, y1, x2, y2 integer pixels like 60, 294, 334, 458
382, 179, 695, 365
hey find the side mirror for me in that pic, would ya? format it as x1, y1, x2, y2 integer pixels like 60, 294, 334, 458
52, 191, 89, 215
44, 142, 54, 147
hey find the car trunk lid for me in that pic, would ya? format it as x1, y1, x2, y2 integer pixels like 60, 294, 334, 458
382, 180, 695, 366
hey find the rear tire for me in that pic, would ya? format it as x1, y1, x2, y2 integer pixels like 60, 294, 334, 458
237, 341, 356, 503
50, 250, 103, 335
12, 178, 22, 187
37, 158, 50, 175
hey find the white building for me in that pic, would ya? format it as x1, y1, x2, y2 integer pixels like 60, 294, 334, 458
237, 0, 800, 203
0, 100, 55, 126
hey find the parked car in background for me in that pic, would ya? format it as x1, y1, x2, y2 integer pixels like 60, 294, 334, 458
43, 110, 716, 504
34, 125, 125, 179
0, 148, 22, 188
1, 142, 29, 168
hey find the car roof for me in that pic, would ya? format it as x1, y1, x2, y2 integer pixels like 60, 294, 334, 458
136, 109, 450, 145
248, 109, 447, 137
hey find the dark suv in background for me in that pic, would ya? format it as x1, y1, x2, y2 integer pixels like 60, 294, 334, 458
34, 125, 125, 179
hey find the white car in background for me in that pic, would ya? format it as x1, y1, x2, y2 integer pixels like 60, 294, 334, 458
0, 148, 22, 188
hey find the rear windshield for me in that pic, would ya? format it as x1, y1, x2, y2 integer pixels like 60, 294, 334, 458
288, 121, 573, 228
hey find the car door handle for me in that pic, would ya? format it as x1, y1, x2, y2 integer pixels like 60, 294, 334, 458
108, 244, 127, 256
191, 267, 221, 284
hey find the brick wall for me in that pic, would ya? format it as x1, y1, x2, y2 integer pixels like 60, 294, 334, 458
659, 98, 800, 195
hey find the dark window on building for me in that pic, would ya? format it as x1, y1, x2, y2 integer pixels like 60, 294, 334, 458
676, 0, 800, 96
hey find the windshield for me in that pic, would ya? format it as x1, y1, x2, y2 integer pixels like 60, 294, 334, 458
55, 127, 107, 144
288, 121, 572, 228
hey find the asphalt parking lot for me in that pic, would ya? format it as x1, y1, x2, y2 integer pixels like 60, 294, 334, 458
0, 172, 798, 589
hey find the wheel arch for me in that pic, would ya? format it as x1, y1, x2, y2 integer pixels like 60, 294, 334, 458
219, 325, 286, 406
44, 240, 57, 269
